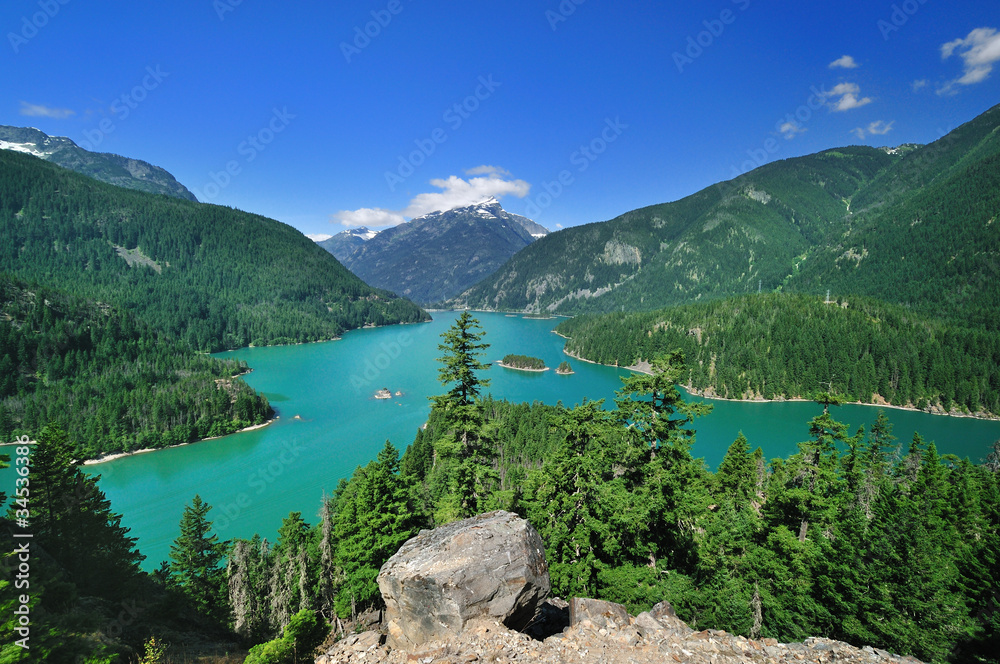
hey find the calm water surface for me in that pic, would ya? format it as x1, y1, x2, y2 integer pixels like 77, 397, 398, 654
4, 312, 999, 569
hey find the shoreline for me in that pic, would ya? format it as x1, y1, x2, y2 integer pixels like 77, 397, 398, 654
81, 416, 278, 466
560, 346, 1000, 422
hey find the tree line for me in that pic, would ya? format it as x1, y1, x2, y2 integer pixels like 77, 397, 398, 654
0, 274, 272, 458
556, 293, 1000, 417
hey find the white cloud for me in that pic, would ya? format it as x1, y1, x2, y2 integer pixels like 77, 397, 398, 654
19, 101, 75, 119
828, 82, 873, 112
852, 120, 895, 141
867, 120, 895, 135
829, 55, 859, 69
332, 207, 406, 227
332, 169, 531, 228
939, 27, 1000, 94
305, 233, 332, 242
555, 223, 564, 229
779, 121, 806, 140
911, 79, 928, 91
465, 165, 510, 176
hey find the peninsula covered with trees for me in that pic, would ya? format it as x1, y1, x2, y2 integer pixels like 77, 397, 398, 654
556, 293, 1000, 417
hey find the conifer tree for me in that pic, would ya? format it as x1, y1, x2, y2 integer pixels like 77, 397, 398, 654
169, 494, 227, 620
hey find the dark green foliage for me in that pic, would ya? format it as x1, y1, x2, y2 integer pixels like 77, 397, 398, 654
219, 326, 999, 663
244, 609, 329, 664
0, 149, 428, 353
169, 495, 227, 621
556, 293, 1000, 416
26, 423, 145, 599
501, 354, 546, 370
0, 274, 273, 459
556, 361, 573, 374
332, 442, 421, 618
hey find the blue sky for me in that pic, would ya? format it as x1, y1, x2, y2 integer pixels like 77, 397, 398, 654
3, 1, 999, 238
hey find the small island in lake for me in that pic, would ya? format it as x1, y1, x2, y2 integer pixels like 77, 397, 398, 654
498, 354, 548, 372
556, 361, 574, 375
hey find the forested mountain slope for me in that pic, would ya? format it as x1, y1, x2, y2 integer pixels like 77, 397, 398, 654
0, 150, 428, 351
455, 103, 1000, 327
453, 147, 899, 313
0, 275, 272, 458
786, 104, 1000, 329
555, 293, 1000, 417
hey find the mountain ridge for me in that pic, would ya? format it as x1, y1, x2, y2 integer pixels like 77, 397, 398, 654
327, 197, 548, 305
451, 103, 1000, 328
0, 124, 198, 201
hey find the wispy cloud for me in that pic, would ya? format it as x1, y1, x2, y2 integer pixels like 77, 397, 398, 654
827, 82, 873, 112
829, 55, 859, 69
779, 121, 806, 140
305, 233, 333, 242
911, 79, 928, 92
939, 27, 1000, 94
19, 101, 75, 119
852, 120, 895, 141
465, 165, 510, 176
332, 167, 531, 228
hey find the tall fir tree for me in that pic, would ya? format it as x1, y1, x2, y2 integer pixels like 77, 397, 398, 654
169, 494, 227, 620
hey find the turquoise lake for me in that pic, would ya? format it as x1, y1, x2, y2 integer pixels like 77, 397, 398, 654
4, 311, 999, 570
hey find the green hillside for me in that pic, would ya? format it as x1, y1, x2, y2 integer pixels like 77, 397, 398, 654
555, 293, 1000, 417
454, 146, 898, 313
0, 275, 272, 459
787, 105, 1000, 329
0, 150, 428, 351
454, 104, 1000, 328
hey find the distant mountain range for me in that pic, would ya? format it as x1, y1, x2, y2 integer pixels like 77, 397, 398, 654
320, 197, 548, 305
452, 103, 1000, 330
0, 125, 197, 201
318, 226, 381, 262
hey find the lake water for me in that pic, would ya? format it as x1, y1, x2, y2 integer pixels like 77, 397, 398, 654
4, 311, 999, 570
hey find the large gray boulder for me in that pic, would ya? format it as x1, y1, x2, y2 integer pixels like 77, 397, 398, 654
377, 510, 550, 649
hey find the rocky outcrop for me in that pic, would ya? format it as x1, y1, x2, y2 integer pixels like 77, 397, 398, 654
318, 599, 924, 664
376, 511, 550, 649
318, 513, 923, 664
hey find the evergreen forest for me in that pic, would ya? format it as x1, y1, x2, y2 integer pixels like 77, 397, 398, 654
556, 294, 1000, 417
8, 316, 993, 663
